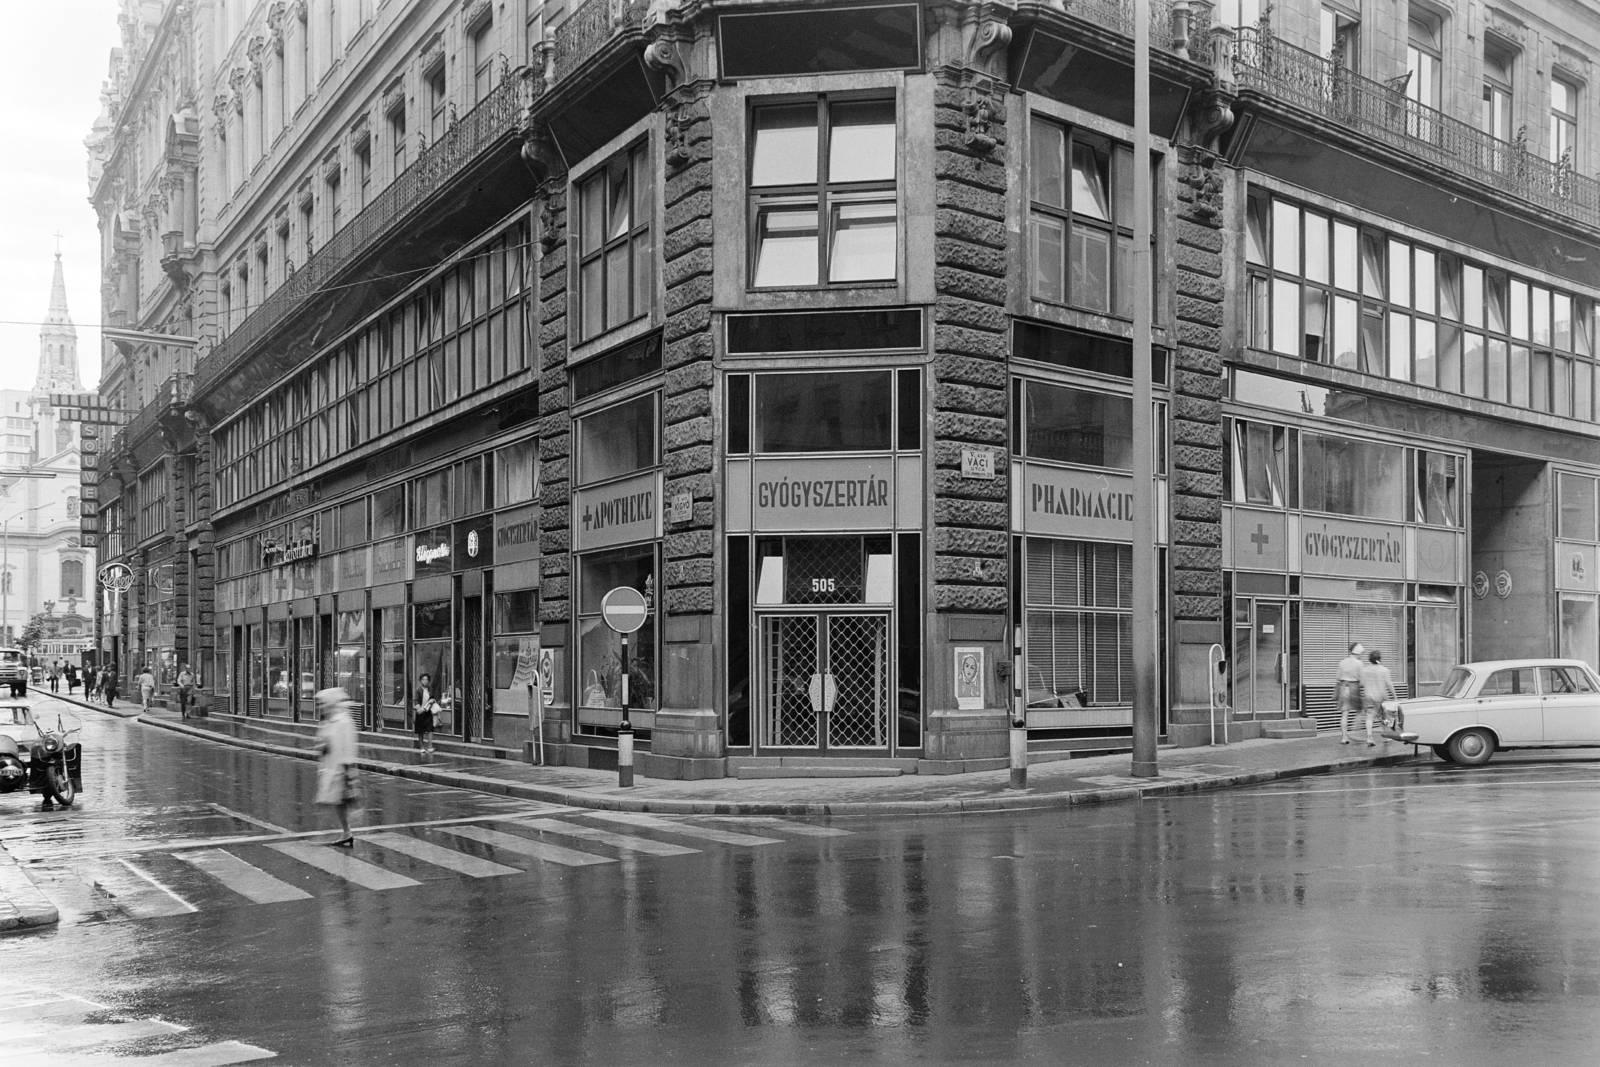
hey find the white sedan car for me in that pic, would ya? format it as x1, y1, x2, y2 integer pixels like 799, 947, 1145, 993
1385, 658, 1600, 766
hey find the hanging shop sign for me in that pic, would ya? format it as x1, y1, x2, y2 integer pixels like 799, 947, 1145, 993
1017, 462, 1141, 544
494, 504, 541, 564
749, 456, 894, 533
454, 517, 495, 570
572, 470, 661, 553
414, 526, 453, 576
1298, 517, 1405, 580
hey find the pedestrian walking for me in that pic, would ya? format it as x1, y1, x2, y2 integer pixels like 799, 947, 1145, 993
103, 668, 119, 708
1358, 649, 1397, 747
1337, 641, 1365, 744
137, 666, 157, 711
413, 673, 438, 757
176, 664, 195, 719
314, 687, 361, 847
65, 664, 79, 695
48, 661, 60, 693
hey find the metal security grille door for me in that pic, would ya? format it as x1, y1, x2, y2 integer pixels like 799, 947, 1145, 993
760, 615, 818, 747
463, 596, 484, 741
758, 613, 890, 751
826, 615, 889, 748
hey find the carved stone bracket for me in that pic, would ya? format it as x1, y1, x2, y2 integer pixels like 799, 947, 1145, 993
964, 79, 1005, 155
520, 121, 561, 186
228, 67, 248, 113
1176, 143, 1223, 222
963, 1, 1014, 79
267, 1, 288, 54
643, 36, 688, 90
1187, 26, 1236, 149
538, 195, 562, 254
212, 92, 232, 121
247, 36, 267, 85
664, 103, 693, 171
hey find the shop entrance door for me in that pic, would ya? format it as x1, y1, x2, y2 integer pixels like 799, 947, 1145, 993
1233, 598, 1289, 717
758, 612, 891, 752
463, 595, 484, 742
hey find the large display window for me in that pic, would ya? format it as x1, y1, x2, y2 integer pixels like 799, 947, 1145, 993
413, 601, 455, 735
575, 544, 657, 735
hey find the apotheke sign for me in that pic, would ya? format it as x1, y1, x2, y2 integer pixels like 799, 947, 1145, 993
572, 470, 661, 552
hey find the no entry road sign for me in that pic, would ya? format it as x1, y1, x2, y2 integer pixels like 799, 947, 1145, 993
601, 586, 649, 634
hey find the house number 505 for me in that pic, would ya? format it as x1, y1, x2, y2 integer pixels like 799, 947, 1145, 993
811, 578, 837, 593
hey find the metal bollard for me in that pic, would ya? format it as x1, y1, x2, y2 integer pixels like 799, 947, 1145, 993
1008, 625, 1028, 790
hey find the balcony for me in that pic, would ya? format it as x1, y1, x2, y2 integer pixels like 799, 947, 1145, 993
193, 70, 539, 408
550, 0, 647, 85
1052, 0, 1177, 49
113, 373, 191, 458
1234, 27, 1600, 232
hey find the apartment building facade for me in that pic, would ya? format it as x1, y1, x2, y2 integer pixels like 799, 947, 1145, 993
90, 0, 1600, 776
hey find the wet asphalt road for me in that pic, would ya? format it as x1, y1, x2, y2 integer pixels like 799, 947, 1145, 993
2, 691, 1598, 1066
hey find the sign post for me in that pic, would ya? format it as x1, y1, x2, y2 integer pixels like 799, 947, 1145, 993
600, 586, 649, 787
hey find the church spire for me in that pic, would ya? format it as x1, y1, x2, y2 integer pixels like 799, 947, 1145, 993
37, 252, 82, 393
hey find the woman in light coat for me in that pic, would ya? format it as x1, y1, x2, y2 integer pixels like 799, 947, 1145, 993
314, 687, 361, 846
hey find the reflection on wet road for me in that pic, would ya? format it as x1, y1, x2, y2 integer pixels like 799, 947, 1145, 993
3, 693, 1599, 1066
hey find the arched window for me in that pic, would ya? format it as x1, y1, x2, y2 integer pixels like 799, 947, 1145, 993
60, 559, 83, 599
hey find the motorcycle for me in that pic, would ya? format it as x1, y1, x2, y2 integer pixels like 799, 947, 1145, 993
0, 706, 82, 807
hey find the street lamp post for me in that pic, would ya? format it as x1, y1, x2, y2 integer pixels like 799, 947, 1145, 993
1130, 0, 1160, 777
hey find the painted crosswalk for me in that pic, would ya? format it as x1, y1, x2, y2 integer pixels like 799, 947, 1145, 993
0, 986, 276, 1064
17, 813, 852, 927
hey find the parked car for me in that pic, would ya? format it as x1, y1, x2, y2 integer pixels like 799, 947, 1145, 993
1384, 658, 1600, 766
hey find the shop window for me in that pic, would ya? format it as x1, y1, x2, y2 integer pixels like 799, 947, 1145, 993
1024, 539, 1133, 707
1029, 117, 1144, 315
749, 96, 897, 288
380, 607, 405, 716
1416, 451, 1461, 527
576, 140, 652, 341
413, 601, 454, 734
752, 371, 892, 453
494, 440, 538, 507
576, 393, 658, 485
1021, 380, 1132, 470
576, 544, 657, 724
455, 456, 486, 518
1559, 472, 1598, 541
495, 589, 538, 633
335, 609, 367, 709
755, 536, 893, 606
1300, 432, 1406, 521
1232, 421, 1292, 507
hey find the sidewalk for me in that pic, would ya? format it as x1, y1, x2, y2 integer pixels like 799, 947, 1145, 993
116, 701, 1422, 816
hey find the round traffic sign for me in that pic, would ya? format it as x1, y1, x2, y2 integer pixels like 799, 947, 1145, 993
600, 586, 649, 634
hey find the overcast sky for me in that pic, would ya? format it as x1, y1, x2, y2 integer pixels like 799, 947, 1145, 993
0, 1, 121, 395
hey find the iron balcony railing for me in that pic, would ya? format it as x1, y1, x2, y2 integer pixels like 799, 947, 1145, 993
195, 70, 538, 397
114, 373, 189, 455
550, 0, 647, 84
1234, 27, 1600, 230
1055, 0, 1176, 49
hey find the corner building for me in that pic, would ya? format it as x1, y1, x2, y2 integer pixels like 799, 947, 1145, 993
93, 0, 1600, 776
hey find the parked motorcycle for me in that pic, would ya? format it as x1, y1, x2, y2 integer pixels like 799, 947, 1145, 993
0, 704, 82, 807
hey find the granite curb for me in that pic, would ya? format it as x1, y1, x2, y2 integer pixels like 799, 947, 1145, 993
0, 845, 59, 933
135, 713, 1422, 817
39, 690, 144, 719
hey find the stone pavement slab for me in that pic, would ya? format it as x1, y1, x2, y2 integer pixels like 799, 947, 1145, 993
130, 705, 1423, 816
0, 845, 59, 932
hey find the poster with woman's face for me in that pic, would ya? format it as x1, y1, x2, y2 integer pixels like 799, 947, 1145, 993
954, 647, 984, 710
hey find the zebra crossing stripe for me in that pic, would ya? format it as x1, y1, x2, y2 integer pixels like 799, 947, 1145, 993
581, 811, 785, 846
83, 860, 198, 918
173, 849, 312, 904
51, 1039, 279, 1066
433, 825, 615, 867
266, 842, 421, 891
0, 995, 105, 1023
513, 818, 701, 857
361, 831, 522, 877
8, 1018, 183, 1054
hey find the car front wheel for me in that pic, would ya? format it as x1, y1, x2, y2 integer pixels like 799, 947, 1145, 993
1447, 728, 1496, 767
1432, 744, 1455, 764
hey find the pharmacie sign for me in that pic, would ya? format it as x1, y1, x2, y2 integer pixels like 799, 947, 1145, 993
572, 470, 661, 552
750, 456, 894, 532
1017, 462, 1141, 544
1299, 518, 1405, 580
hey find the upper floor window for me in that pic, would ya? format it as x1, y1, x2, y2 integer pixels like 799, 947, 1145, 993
576, 392, 658, 485
472, 22, 495, 104
1552, 74, 1579, 166
1483, 44, 1515, 143
1030, 118, 1145, 316
1321, 4, 1359, 73
60, 559, 83, 599
748, 96, 897, 288
576, 140, 652, 341
1405, 10, 1442, 113
428, 67, 447, 143
389, 103, 407, 174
